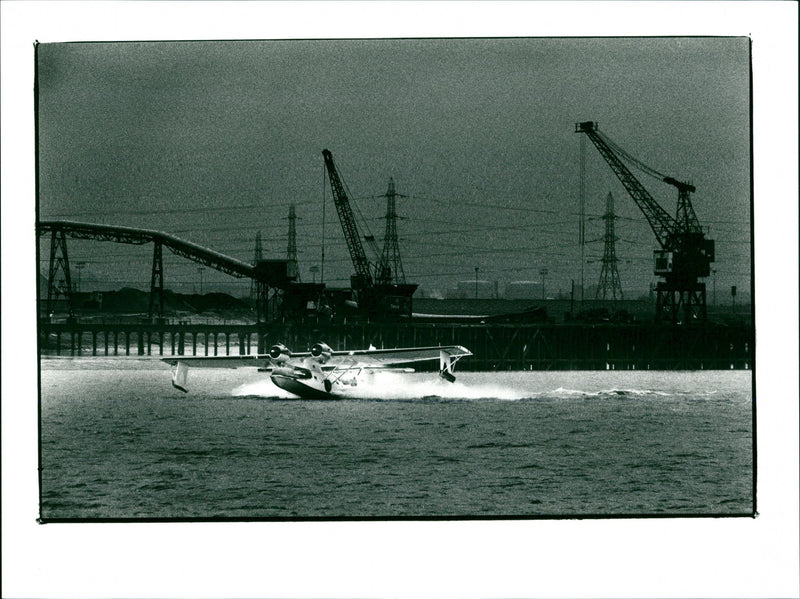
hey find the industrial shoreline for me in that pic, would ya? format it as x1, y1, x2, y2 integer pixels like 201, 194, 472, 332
39, 317, 752, 371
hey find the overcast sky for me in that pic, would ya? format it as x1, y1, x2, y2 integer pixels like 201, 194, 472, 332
37, 37, 751, 298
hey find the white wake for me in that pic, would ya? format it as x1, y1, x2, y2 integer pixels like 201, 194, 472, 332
231, 379, 297, 398
230, 371, 525, 401
346, 371, 526, 400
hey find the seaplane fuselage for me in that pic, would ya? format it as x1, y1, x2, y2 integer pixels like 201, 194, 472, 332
268, 360, 348, 399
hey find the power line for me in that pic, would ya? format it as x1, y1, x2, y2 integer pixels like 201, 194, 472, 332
42, 199, 319, 219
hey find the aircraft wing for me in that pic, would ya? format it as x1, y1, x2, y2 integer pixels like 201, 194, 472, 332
161, 355, 270, 393
161, 355, 270, 368
323, 345, 472, 383
326, 345, 472, 367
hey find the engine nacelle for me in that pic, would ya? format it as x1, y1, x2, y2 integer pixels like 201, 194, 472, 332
268, 343, 292, 364
310, 342, 333, 364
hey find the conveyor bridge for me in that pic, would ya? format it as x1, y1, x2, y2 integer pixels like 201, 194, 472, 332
37, 220, 294, 322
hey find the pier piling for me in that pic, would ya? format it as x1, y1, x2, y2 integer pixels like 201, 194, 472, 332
38, 321, 753, 371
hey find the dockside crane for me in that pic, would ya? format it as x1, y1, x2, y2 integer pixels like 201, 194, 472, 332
322, 149, 417, 317
575, 121, 714, 322
322, 149, 375, 291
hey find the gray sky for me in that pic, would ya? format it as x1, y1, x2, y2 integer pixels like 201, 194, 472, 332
37, 37, 751, 298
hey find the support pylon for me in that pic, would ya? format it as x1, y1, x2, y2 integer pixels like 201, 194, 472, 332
46, 229, 75, 320
595, 192, 624, 301
377, 177, 407, 285
148, 241, 164, 321
255, 280, 271, 325
250, 231, 263, 305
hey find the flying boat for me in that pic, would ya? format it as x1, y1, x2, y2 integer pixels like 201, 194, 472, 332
162, 342, 472, 399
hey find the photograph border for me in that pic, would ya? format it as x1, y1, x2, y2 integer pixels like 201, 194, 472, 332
3, 2, 797, 598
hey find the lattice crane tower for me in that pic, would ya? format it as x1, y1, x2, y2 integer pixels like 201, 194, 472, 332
377, 177, 407, 285
595, 192, 624, 300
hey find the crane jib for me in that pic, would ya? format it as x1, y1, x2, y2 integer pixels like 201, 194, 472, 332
576, 122, 677, 249
322, 149, 374, 286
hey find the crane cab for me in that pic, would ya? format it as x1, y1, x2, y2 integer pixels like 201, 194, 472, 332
654, 250, 674, 275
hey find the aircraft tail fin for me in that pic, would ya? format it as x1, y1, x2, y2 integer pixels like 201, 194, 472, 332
171, 361, 189, 393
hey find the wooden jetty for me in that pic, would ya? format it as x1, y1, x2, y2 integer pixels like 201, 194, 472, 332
38, 320, 752, 371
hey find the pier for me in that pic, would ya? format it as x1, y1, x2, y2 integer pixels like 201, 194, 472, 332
39, 320, 752, 371
39, 322, 258, 358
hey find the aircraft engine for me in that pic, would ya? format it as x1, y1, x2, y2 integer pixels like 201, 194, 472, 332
310, 342, 333, 364
268, 343, 292, 364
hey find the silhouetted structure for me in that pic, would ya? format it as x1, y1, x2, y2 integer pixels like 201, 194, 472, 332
377, 177, 407, 285
576, 121, 714, 322
595, 192, 624, 300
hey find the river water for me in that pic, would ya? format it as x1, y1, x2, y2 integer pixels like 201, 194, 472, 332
39, 357, 753, 519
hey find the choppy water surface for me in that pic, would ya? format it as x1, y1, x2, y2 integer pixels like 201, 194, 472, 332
39, 358, 753, 519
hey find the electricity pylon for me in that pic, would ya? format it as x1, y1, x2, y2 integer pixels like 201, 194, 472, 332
377, 177, 407, 285
596, 192, 624, 300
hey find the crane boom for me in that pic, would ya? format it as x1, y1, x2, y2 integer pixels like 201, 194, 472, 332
322, 149, 374, 287
575, 121, 678, 249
